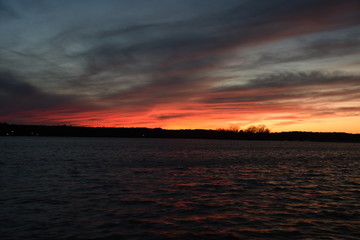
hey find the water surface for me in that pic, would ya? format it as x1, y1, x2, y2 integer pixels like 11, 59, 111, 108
1, 137, 359, 239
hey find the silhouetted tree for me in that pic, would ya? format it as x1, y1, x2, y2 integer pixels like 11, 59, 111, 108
245, 125, 270, 134
228, 124, 240, 132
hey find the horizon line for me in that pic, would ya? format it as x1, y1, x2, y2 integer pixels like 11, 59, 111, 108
1, 122, 359, 135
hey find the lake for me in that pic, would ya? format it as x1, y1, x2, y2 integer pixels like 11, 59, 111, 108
1, 137, 359, 239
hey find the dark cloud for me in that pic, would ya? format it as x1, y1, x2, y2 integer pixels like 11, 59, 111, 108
1, 0, 359, 129
0, 70, 94, 118
205, 71, 360, 104
244, 31, 360, 69
0, 1, 17, 20
61, 0, 359, 115
0, 71, 37, 95
66, 0, 360, 92
152, 113, 195, 120
212, 72, 359, 92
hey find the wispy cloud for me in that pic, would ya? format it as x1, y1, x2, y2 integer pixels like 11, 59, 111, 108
0, 0, 359, 131
0, 70, 101, 124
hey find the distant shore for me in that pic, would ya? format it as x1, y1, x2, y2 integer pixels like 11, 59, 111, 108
1, 123, 359, 143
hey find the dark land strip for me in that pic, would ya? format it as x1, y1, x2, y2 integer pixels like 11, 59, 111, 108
1, 123, 359, 143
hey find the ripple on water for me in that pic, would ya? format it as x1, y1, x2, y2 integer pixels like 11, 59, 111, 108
1, 137, 359, 239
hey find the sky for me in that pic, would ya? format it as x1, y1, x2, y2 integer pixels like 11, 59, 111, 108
0, 0, 359, 133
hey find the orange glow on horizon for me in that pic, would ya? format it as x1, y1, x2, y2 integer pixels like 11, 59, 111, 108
20, 113, 359, 134
2, 102, 359, 134
1, 1, 360, 136
1, 98, 359, 134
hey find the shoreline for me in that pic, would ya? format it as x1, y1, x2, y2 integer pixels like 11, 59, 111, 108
1, 123, 359, 143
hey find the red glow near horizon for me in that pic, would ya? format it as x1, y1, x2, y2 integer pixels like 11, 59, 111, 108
1, 1, 359, 134
2, 102, 359, 134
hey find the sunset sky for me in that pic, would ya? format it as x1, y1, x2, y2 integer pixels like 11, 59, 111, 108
1, 0, 359, 133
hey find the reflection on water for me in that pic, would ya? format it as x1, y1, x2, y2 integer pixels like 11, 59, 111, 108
1, 137, 359, 239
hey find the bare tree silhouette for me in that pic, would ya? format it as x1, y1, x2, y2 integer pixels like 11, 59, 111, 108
245, 125, 270, 134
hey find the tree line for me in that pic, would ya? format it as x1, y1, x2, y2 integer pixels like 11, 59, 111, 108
0, 122, 359, 142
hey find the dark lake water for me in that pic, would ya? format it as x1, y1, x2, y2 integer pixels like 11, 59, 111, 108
1, 137, 359, 239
